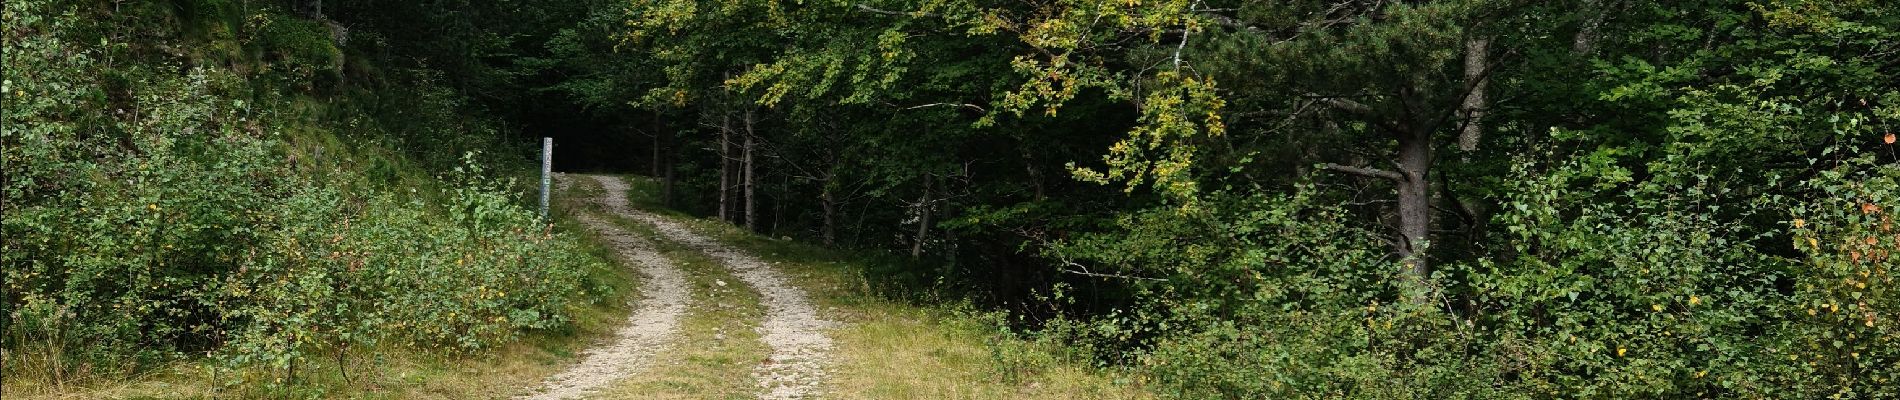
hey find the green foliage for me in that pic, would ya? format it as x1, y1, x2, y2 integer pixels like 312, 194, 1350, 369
246, 12, 342, 81
1775, 151, 1899, 397
947, 0, 1898, 398
13, 0, 1897, 396
1050, 187, 1505, 398
217, 155, 595, 371
2, 0, 609, 385
589, 0, 1899, 395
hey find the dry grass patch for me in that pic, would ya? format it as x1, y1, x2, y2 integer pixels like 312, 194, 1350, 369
826, 304, 1147, 400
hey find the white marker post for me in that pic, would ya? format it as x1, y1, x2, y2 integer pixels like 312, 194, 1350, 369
540, 137, 552, 221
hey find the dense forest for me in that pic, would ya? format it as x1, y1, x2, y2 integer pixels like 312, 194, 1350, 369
5, 0, 1899, 398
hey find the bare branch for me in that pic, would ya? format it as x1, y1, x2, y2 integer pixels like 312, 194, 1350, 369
1174, 0, 1200, 69
1309, 93, 1415, 134
1057, 260, 1169, 282
901, 102, 987, 112
1308, 94, 1375, 116
1321, 163, 1403, 181
1457, 37, 1490, 151
856, 4, 936, 17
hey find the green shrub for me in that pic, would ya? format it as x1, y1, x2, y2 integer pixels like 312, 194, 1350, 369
1774, 152, 1899, 397
3, 0, 607, 383
245, 11, 341, 83
1050, 188, 1508, 398
1089, 115, 1896, 400
1035, 3, 1900, 396
218, 154, 597, 372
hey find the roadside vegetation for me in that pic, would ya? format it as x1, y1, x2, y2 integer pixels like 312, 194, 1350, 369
6, 0, 1898, 398
2, 0, 634, 397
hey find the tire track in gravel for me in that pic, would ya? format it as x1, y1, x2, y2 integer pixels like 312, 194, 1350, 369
584, 174, 837, 400
518, 176, 691, 400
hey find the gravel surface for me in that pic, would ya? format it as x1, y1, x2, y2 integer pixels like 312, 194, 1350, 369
588, 175, 837, 400
518, 176, 690, 400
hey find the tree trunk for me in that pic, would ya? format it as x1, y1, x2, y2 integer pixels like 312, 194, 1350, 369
651, 114, 663, 177
851, 199, 871, 245
742, 107, 758, 232
820, 184, 837, 246
1459, 37, 1490, 152
911, 174, 933, 259
1573, 0, 1605, 56
1020, 147, 1046, 200
657, 114, 674, 206
772, 176, 785, 235
719, 110, 731, 222
1395, 126, 1432, 279
662, 158, 675, 207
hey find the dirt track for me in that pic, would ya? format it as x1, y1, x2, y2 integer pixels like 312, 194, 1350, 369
588, 175, 836, 400
521, 175, 834, 399
518, 176, 690, 400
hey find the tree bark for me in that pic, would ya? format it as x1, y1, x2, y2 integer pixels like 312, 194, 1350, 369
742, 107, 758, 232
820, 180, 837, 246
911, 174, 933, 259
1395, 126, 1432, 279
851, 199, 871, 245
1021, 147, 1046, 200
719, 109, 732, 223
657, 114, 674, 206
662, 158, 675, 207
1313, 94, 1433, 280
1459, 37, 1490, 152
772, 176, 785, 235
651, 114, 663, 177
1573, 0, 1605, 56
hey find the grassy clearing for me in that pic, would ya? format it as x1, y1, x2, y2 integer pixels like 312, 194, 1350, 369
0, 175, 639, 400
615, 177, 1150, 399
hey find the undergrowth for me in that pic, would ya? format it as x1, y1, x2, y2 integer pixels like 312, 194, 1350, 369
1, 0, 615, 394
